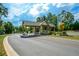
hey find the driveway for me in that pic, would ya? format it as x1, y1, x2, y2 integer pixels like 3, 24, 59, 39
7, 34, 79, 56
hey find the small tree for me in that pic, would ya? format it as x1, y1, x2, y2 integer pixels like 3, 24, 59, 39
59, 21, 68, 36
60, 21, 64, 31
4, 22, 14, 34
0, 25, 5, 34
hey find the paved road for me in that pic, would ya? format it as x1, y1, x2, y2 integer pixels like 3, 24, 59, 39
8, 34, 79, 56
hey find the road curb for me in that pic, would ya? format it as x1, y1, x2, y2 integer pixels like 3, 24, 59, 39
3, 36, 19, 56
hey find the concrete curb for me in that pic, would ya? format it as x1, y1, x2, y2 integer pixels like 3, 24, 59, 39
3, 36, 19, 56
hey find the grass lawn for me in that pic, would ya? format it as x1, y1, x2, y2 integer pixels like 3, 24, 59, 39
61, 36, 79, 40
52, 31, 79, 40
0, 35, 7, 56
52, 34, 79, 40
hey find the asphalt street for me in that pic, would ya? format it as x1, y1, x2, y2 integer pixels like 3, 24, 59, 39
8, 34, 79, 56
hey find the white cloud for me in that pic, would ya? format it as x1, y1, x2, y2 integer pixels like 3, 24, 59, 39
11, 7, 21, 16
29, 4, 40, 16
56, 4, 66, 8
52, 3, 74, 8
74, 13, 79, 20
7, 4, 32, 20
42, 3, 49, 11
7, 3, 74, 20
28, 3, 49, 16
8, 3, 73, 20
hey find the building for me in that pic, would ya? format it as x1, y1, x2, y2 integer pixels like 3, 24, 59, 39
22, 21, 55, 34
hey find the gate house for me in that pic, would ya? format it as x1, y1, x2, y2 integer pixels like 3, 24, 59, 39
22, 21, 55, 34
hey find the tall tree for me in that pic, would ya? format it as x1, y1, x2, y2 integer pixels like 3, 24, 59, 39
36, 12, 58, 30
36, 16, 44, 22
0, 3, 8, 19
51, 14, 57, 30
0, 3, 8, 26
36, 17, 41, 22
47, 12, 53, 22
47, 12, 58, 30
58, 10, 74, 30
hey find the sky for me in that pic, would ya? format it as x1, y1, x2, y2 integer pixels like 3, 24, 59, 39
2, 3, 79, 26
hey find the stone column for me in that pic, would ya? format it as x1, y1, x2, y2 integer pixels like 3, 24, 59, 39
40, 25, 43, 34
33, 27, 36, 33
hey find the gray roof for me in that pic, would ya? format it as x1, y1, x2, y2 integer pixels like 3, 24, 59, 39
22, 21, 55, 27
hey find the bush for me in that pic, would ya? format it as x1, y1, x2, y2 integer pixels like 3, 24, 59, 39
60, 31, 68, 36
0, 26, 5, 35
0, 30, 5, 35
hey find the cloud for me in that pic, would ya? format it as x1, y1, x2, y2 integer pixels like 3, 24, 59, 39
74, 13, 79, 20
8, 3, 74, 20
52, 3, 74, 8
29, 4, 40, 16
4, 3, 78, 26
28, 3, 49, 16
7, 3, 32, 20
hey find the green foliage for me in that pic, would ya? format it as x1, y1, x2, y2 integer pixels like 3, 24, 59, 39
13, 26, 18, 33
36, 17, 42, 22
0, 3, 8, 34
36, 10, 78, 31
0, 19, 3, 26
47, 13, 58, 30
36, 12, 58, 31
0, 3, 8, 26
18, 26, 24, 32
51, 15, 57, 25
58, 10, 74, 30
71, 21, 79, 30
0, 26, 5, 34
4, 22, 14, 34
50, 15, 57, 30
47, 12, 53, 22
36, 15, 47, 22
0, 3, 8, 19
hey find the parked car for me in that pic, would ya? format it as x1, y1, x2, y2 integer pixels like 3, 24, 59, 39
20, 32, 28, 38
20, 32, 40, 38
